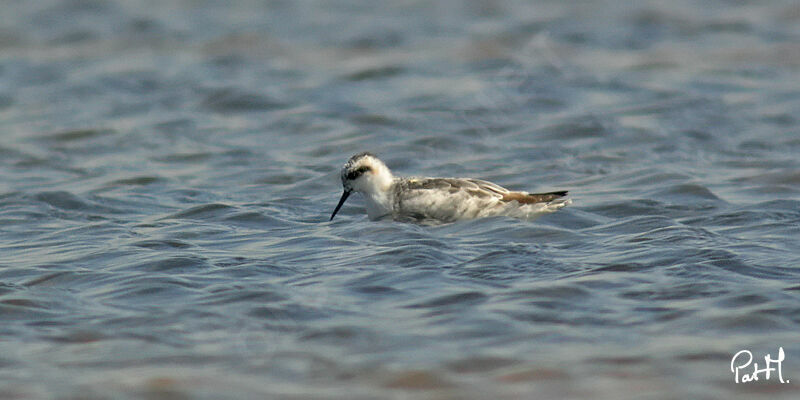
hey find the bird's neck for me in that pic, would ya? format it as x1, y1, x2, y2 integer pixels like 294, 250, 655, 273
362, 177, 394, 220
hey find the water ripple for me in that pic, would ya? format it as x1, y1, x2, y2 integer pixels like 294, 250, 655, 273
1, 1, 799, 399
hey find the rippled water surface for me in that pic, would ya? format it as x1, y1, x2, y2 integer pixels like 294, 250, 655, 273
2, 1, 800, 398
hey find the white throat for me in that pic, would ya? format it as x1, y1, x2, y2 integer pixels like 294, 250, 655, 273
361, 184, 393, 220
356, 167, 394, 220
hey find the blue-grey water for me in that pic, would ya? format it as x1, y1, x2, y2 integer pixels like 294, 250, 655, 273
1, 1, 799, 399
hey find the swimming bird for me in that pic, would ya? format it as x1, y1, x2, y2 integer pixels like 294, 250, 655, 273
329, 152, 570, 223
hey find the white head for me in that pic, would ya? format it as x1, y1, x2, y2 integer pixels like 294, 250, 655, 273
330, 152, 394, 220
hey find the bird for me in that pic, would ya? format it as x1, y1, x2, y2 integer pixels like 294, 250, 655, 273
329, 152, 571, 223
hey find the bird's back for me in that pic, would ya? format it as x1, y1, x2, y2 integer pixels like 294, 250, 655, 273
391, 177, 568, 223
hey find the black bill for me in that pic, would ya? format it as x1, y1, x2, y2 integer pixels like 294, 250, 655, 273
329, 190, 351, 221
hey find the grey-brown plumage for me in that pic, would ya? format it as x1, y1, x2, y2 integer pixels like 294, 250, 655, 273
391, 177, 569, 222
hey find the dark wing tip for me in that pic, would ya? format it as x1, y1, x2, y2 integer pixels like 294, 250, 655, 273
502, 190, 568, 204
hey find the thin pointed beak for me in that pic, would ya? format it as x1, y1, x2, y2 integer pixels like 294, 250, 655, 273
330, 190, 351, 221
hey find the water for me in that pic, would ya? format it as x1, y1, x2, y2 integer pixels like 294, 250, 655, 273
1, 0, 799, 398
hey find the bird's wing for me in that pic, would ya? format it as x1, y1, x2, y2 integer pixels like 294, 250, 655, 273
460, 179, 567, 204
399, 177, 509, 198
391, 177, 568, 222
392, 178, 508, 221
463, 178, 511, 196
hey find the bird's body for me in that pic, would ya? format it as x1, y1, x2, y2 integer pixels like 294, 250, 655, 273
330, 152, 571, 223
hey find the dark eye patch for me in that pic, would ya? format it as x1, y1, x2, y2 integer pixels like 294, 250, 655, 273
346, 166, 371, 180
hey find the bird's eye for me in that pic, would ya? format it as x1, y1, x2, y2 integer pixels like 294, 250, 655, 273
346, 166, 372, 180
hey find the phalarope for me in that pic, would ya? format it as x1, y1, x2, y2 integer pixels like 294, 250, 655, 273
330, 152, 571, 223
